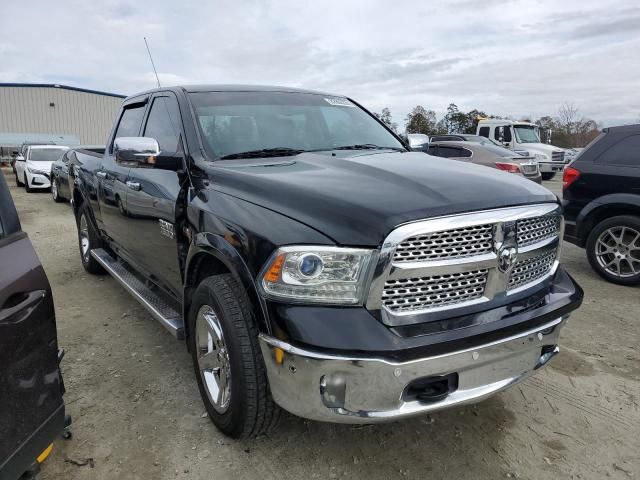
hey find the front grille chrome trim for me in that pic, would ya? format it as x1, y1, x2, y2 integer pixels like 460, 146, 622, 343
366, 203, 562, 326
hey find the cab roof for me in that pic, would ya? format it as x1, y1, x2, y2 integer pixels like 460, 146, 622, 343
478, 119, 537, 127
125, 84, 341, 102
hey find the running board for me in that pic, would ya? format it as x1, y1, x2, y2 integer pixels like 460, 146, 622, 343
91, 248, 184, 339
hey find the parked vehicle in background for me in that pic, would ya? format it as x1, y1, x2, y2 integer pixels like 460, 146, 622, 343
427, 140, 542, 183
565, 148, 584, 164
10, 141, 59, 174
70, 85, 582, 438
562, 124, 640, 285
0, 171, 67, 479
477, 119, 567, 180
429, 134, 503, 147
51, 146, 105, 203
15, 145, 68, 192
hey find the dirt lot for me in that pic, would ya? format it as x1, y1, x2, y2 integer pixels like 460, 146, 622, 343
3, 167, 638, 479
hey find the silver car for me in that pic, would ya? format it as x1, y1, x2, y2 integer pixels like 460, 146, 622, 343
426, 140, 542, 183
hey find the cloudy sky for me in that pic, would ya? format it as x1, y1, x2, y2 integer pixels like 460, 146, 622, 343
1, 0, 638, 127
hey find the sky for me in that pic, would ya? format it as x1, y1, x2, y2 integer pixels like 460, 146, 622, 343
1, 0, 639, 128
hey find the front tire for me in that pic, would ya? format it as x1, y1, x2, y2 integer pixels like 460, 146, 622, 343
24, 174, 33, 192
76, 203, 105, 274
586, 215, 640, 286
15, 172, 23, 186
189, 275, 280, 438
541, 172, 556, 181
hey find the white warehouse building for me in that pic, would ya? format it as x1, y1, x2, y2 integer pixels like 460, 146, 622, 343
0, 83, 125, 146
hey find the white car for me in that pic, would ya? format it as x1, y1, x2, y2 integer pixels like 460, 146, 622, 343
15, 145, 69, 192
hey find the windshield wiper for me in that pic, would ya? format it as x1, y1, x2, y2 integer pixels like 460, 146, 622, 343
332, 144, 405, 152
220, 147, 305, 160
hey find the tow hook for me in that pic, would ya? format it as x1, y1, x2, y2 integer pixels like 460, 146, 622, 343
534, 345, 560, 370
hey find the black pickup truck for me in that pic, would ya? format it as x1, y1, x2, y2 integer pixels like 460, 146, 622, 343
70, 85, 583, 438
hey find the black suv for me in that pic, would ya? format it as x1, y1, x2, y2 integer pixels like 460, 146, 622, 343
563, 124, 640, 285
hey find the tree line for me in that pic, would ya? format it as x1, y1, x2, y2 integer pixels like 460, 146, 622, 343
374, 102, 601, 148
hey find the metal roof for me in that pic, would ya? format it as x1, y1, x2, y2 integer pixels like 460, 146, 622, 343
0, 83, 126, 99
0, 133, 80, 145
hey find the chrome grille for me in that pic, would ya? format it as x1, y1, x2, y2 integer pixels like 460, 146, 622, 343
367, 204, 563, 325
517, 216, 560, 247
508, 250, 557, 291
393, 224, 493, 262
552, 151, 565, 162
382, 270, 488, 313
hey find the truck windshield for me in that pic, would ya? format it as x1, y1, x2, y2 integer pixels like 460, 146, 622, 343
28, 148, 67, 161
189, 91, 405, 159
513, 126, 541, 144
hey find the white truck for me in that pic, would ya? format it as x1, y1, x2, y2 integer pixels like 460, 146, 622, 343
476, 119, 567, 180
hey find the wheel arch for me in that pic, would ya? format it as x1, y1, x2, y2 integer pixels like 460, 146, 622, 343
183, 233, 271, 344
576, 194, 640, 246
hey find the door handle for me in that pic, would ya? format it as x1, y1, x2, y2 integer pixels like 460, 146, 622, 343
96, 171, 107, 179
0, 290, 46, 324
126, 181, 141, 191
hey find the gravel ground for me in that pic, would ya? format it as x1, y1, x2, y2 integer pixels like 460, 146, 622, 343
3, 167, 638, 480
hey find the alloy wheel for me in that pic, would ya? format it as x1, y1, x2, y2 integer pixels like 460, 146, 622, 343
51, 179, 58, 200
595, 226, 640, 278
79, 214, 90, 262
195, 305, 232, 413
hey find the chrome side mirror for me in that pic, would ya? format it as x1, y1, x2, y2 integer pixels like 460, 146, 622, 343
407, 134, 430, 152
114, 137, 160, 168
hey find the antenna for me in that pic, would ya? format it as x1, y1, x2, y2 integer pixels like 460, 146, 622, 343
144, 37, 161, 88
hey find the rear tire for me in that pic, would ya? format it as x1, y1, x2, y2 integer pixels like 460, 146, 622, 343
541, 172, 556, 181
586, 215, 640, 286
189, 274, 280, 438
51, 177, 64, 202
76, 203, 105, 274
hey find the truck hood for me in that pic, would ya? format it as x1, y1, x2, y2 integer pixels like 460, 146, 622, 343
518, 144, 564, 156
207, 151, 557, 246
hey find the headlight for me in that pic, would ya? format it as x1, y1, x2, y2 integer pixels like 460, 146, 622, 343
534, 153, 549, 161
260, 246, 373, 304
27, 167, 48, 175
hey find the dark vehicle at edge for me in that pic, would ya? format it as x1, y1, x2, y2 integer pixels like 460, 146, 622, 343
69, 84, 583, 438
562, 123, 640, 285
51, 146, 105, 203
0, 171, 66, 479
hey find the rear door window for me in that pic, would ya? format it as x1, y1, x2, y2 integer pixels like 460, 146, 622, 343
600, 135, 640, 166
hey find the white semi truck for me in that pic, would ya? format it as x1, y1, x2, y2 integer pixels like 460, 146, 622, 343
476, 119, 567, 180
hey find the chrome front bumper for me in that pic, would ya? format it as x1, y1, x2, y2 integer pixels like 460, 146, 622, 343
259, 317, 564, 423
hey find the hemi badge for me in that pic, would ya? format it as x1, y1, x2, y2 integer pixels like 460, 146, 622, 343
159, 219, 175, 239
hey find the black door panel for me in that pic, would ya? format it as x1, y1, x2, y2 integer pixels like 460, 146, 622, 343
98, 102, 147, 249
0, 231, 65, 478
124, 93, 186, 294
